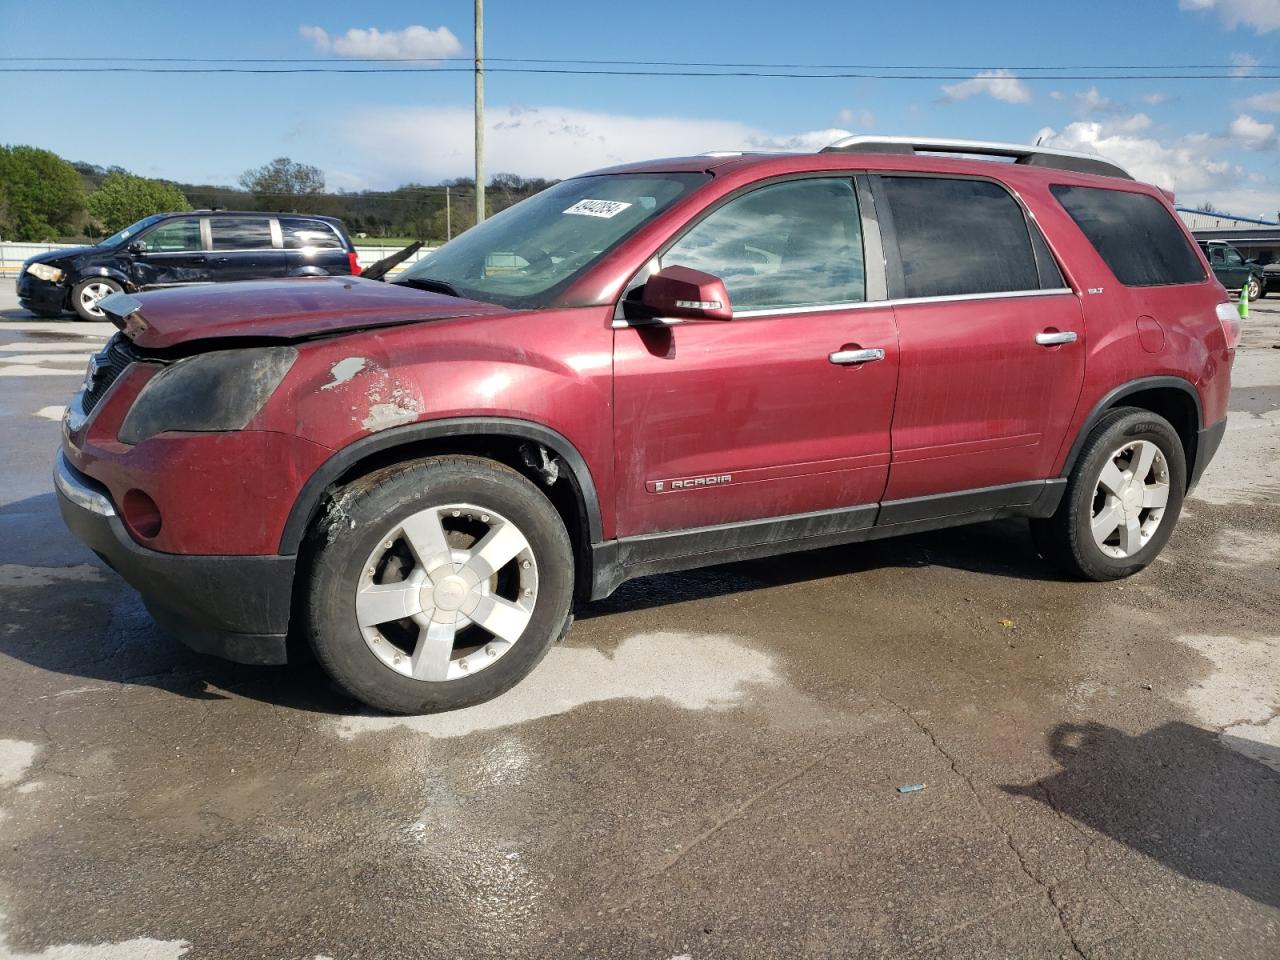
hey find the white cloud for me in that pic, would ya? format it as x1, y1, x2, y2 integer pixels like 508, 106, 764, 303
940, 69, 1032, 104
1140, 92, 1171, 105
1179, 0, 1280, 32
1075, 87, 1118, 115
1230, 112, 1277, 148
300, 24, 462, 59
748, 127, 855, 152
838, 108, 876, 129
341, 104, 856, 185
1034, 120, 1239, 193
1231, 51, 1261, 76
1106, 113, 1155, 134
1242, 88, 1280, 111
1178, 186, 1280, 220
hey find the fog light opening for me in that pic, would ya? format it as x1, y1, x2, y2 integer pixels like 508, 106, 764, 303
122, 489, 162, 539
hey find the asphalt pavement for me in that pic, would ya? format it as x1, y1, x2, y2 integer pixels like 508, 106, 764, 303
0, 287, 1276, 959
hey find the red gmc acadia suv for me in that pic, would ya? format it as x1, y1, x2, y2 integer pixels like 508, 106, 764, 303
55, 136, 1237, 714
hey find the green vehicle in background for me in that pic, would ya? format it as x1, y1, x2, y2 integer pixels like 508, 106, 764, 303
1198, 240, 1264, 301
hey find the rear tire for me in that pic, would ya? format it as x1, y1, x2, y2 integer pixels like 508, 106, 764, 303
1031, 408, 1186, 581
71, 277, 123, 321
304, 456, 574, 714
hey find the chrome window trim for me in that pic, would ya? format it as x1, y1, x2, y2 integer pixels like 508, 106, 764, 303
611, 287, 1074, 327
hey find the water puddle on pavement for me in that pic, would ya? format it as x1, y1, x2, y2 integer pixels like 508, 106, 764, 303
335, 631, 779, 739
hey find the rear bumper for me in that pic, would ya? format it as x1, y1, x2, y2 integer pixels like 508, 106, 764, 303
1189, 417, 1227, 493
54, 451, 294, 665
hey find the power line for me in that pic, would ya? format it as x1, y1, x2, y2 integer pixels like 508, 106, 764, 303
2, 65, 1279, 79
1, 55, 1277, 70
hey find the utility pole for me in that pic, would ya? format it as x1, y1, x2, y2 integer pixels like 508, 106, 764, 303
445, 185, 452, 240
474, 0, 485, 224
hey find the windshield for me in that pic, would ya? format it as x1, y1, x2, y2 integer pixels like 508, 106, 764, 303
394, 173, 708, 308
101, 214, 167, 248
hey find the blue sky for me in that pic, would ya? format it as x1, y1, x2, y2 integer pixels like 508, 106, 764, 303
4, 0, 1280, 215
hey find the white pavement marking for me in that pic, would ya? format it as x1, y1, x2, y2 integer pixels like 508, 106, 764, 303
0, 912, 189, 960
0, 343, 100, 353
1212, 527, 1280, 567
0, 367, 83, 377
1177, 633, 1280, 773
0, 565, 104, 588
335, 631, 778, 739
33, 407, 65, 421
0, 740, 38, 788
0, 355, 92, 365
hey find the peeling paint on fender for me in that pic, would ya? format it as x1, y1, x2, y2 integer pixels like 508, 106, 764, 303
322, 357, 369, 390
361, 402, 421, 432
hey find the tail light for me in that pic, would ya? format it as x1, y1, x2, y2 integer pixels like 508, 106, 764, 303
1216, 301, 1242, 350
347, 251, 361, 276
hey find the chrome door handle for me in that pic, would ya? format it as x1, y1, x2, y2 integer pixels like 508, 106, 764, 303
829, 347, 886, 365
1035, 331, 1078, 346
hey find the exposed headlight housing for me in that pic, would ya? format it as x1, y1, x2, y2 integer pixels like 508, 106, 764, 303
118, 346, 297, 445
26, 262, 64, 283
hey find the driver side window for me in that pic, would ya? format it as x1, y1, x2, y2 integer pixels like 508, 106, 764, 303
1225, 248, 1244, 265
143, 218, 202, 253
662, 178, 865, 311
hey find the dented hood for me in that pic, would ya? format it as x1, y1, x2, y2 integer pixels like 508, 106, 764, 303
103, 276, 508, 349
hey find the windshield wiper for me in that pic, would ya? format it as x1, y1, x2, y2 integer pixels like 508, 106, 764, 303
395, 276, 463, 298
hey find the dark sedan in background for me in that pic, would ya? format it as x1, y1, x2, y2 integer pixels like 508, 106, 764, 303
18, 210, 360, 320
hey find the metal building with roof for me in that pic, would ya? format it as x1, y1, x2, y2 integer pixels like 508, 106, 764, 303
1178, 207, 1280, 264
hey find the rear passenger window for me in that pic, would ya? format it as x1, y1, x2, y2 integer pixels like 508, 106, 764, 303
662, 178, 865, 311
280, 217, 342, 249
210, 217, 274, 251
879, 176, 1042, 298
1051, 185, 1205, 286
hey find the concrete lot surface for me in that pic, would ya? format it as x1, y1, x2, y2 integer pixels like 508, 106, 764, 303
0, 287, 1276, 959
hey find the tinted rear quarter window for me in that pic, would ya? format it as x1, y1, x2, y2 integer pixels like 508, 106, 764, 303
1050, 185, 1204, 286
878, 176, 1043, 298
211, 217, 274, 251
280, 217, 342, 249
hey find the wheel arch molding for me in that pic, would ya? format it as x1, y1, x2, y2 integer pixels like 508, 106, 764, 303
76, 266, 133, 289
277, 417, 604, 556
1059, 375, 1204, 484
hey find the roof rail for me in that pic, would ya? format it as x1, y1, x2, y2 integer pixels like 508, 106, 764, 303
821, 135, 1134, 181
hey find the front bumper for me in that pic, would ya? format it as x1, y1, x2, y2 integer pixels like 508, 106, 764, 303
16, 272, 66, 314
54, 451, 295, 665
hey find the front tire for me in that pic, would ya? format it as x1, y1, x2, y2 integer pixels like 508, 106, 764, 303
1246, 276, 1262, 302
71, 277, 123, 321
1032, 408, 1186, 581
304, 456, 574, 714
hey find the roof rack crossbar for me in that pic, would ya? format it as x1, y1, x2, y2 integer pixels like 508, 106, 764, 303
820, 135, 1134, 181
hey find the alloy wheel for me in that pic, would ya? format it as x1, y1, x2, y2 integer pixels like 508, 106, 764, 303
1089, 439, 1170, 559
78, 281, 117, 317
355, 503, 538, 682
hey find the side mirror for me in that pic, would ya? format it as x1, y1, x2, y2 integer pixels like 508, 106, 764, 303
640, 265, 732, 322
127, 240, 145, 254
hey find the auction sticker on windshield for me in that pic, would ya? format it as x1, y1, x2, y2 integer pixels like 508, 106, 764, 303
563, 199, 632, 218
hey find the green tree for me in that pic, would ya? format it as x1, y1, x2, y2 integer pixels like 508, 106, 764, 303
0, 145, 85, 240
86, 172, 190, 233
238, 157, 325, 211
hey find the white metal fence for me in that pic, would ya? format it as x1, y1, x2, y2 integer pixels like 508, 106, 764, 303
0, 240, 434, 277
